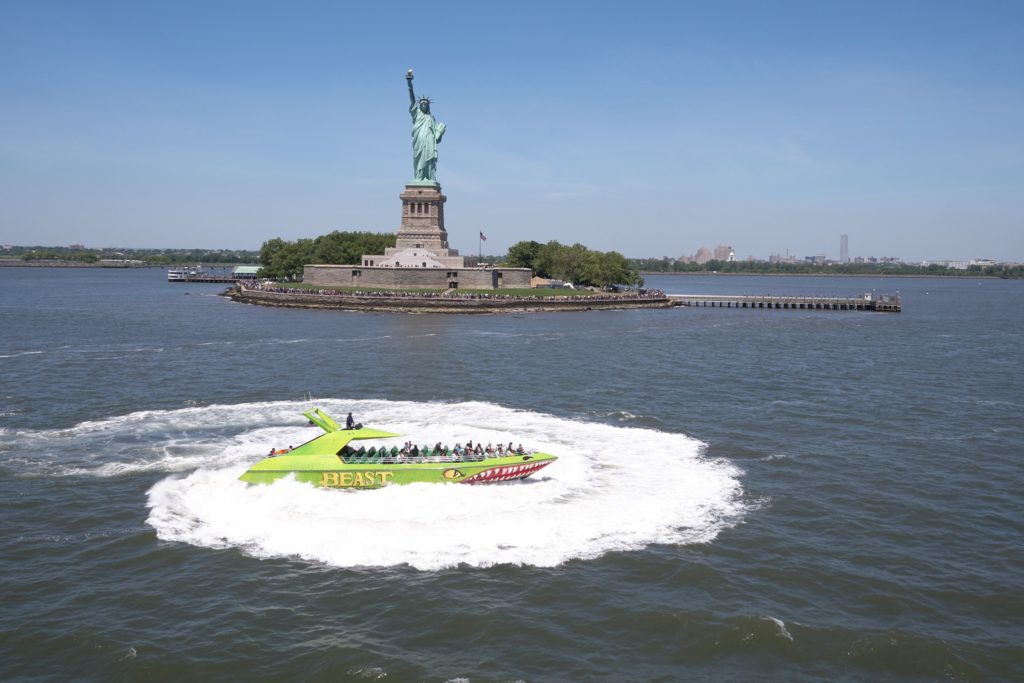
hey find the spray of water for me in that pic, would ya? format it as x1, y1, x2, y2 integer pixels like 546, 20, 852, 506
4, 399, 746, 569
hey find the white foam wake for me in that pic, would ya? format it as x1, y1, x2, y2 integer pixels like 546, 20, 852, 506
140, 399, 746, 570
0, 399, 745, 569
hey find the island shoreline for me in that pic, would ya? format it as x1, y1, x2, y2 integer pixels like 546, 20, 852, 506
224, 285, 673, 314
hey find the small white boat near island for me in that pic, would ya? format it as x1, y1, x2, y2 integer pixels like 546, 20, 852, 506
167, 268, 196, 282
168, 265, 259, 283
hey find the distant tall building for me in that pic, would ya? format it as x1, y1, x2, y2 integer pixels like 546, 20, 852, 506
694, 247, 712, 265
713, 244, 733, 261
840, 234, 849, 263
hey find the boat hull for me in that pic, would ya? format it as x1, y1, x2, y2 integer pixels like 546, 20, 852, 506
239, 453, 557, 489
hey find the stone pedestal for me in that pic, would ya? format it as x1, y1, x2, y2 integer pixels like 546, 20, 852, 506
363, 183, 465, 269
395, 183, 450, 252
307, 179, 533, 289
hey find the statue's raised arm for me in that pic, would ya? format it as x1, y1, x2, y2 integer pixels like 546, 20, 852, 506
406, 69, 416, 109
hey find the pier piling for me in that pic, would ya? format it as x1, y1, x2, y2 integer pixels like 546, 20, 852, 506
667, 293, 901, 312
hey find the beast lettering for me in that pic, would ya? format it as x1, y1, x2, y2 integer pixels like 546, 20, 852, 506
319, 471, 395, 488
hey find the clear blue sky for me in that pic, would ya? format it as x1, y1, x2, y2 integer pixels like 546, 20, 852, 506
2, 1, 1022, 261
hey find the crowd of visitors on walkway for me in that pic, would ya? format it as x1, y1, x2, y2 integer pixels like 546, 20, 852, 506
243, 281, 665, 301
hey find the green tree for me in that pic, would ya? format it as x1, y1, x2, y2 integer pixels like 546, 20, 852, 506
505, 240, 543, 270
259, 231, 396, 280
510, 240, 641, 287
531, 241, 564, 279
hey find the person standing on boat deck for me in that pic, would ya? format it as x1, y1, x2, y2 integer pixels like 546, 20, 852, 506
346, 412, 354, 430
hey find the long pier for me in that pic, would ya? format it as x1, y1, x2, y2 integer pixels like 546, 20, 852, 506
668, 293, 901, 312
171, 275, 243, 283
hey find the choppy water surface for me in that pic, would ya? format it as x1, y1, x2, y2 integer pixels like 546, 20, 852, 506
1, 268, 1021, 681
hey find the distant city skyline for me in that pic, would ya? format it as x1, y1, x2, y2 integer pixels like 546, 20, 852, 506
676, 237, 917, 265
0, 238, 1015, 268
1, 2, 1022, 262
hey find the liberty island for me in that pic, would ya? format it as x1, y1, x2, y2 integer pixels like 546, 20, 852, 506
231, 70, 671, 310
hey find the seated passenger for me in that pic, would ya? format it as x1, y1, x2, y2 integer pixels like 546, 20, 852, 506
516, 443, 525, 454
496, 444, 504, 455
411, 444, 419, 456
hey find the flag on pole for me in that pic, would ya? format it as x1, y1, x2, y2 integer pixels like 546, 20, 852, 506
479, 231, 487, 241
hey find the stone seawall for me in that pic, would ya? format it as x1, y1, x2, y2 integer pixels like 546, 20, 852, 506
303, 263, 532, 290
224, 286, 672, 314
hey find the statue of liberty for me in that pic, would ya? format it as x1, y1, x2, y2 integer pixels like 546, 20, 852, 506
406, 69, 445, 184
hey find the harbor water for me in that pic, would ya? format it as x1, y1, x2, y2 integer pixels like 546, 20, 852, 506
1, 268, 1021, 681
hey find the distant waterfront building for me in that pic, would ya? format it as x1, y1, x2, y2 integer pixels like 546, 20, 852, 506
232, 265, 262, 279
921, 258, 995, 270
840, 234, 849, 263
679, 245, 736, 264
769, 252, 798, 264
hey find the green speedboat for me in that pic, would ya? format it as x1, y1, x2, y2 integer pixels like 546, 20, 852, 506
239, 408, 558, 489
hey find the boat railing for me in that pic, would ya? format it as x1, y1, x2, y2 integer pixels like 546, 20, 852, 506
338, 447, 532, 465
